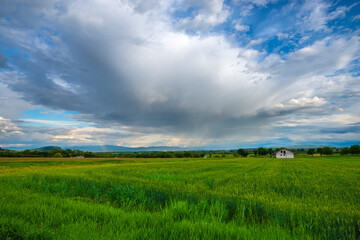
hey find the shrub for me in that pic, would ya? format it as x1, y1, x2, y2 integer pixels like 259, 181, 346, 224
350, 145, 360, 155
237, 149, 249, 157
322, 147, 333, 155
54, 153, 63, 158
307, 149, 315, 156
340, 147, 350, 155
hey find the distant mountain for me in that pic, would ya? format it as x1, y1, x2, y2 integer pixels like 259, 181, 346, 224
67, 145, 185, 152
67, 145, 128, 152
6, 145, 196, 152
31, 146, 62, 152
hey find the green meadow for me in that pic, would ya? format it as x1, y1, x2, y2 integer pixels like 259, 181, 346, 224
0, 156, 359, 239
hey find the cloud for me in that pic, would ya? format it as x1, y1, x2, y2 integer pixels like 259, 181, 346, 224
240, 0, 358, 43
320, 123, 360, 134
287, 97, 326, 107
0, 0, 359, 147
276, 33, 289, 40
234, 0, 278, 8
297, 0, 358, 32
20, 119, 84, 127
0, 52, 7, 68
274, 97, 326, 111
233, 23, 250, 32
353, 15, 360, 21
0, 82, 34, 119
270, 114, 360, 146
0, 116, 24, 138
0, 116, 216, 148
263, 37, 360, 79
246, 38, 266, 47
174, 0, 230, 31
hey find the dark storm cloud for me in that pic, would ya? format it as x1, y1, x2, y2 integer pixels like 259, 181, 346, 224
320, 123, 360, 134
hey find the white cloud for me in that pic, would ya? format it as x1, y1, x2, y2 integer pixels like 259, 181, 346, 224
288, 97, 326, 107
235, 0, 277, 7
273, 114, 360, 131
175, 0, 230, 31
275, 97, 326, 110
0, 143, 31, 148
48, 74, 79, 93
353, 14, 360, 21
276, 32, 289, 40
0, 116, 24, 138
20, 119, 84, 127
234, 24, 249, 32
246, 38, 266, 47
264, 37, 360, 79
298, 0, 358, 32
298, 0, 331, 32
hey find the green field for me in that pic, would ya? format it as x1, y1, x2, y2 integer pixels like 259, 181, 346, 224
0, 156, 359, 239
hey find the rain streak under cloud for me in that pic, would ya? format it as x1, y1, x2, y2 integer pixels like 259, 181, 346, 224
0, 0, 360, 149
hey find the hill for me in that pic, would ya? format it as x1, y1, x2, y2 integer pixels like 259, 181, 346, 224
31, 146, 62, 152
67, 145, 184, 152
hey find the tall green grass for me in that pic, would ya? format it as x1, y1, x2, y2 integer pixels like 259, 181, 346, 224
0, 156, 359, 239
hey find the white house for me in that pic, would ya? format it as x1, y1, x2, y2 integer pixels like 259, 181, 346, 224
275, 148, 294, 158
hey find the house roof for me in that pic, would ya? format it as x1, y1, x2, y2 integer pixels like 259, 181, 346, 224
275, 148, 294, 154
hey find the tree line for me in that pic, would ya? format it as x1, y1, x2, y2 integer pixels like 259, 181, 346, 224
0, 148, 206, 158
0, 145, 359, 158
236, 147, 275, 157
236, 145, 360, 157
306, 145, 360, 156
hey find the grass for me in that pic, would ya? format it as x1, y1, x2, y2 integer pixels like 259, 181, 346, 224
0, 156, 359, 239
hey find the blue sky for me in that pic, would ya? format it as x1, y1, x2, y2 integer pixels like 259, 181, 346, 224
0, 0, 360, 149
20, 109, 90, 127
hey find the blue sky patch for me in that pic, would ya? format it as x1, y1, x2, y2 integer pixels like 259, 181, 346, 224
20, 108, 91, 127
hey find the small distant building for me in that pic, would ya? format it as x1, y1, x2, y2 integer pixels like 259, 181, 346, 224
275, 148, 294, 158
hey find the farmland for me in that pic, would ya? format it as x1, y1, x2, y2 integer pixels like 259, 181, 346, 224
0, 156, 359, 239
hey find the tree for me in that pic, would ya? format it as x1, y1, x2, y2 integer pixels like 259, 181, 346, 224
253, 149, 258, 156
258, 147, 267, 156
322, 147, 333, 155
22, 150, 32, 157
54, 152, 63, 158
267, 148, 274, 157
237, 148, 249, 157
63, 149, 75, 157
317, 148, 323, 156
307, 148, 315, 156
340, 147, 350, 155
350, 145, 360, 155
184, 152, 192, 157
84, 151, 96, 158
